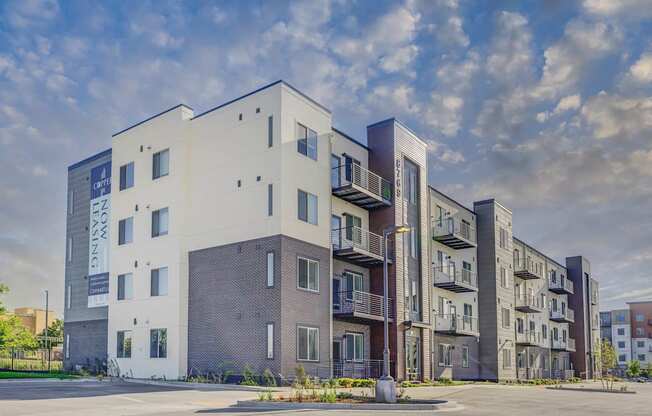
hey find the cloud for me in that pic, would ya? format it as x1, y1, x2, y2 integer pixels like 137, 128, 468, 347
554, 94, 582, 114
486, 12, 534, 84
629, 52, 652, 83
5, 0, 60, 28
581, 92, 652, 139
583, 0, 652, 19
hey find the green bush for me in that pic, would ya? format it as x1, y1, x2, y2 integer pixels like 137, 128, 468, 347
240, 363, 258, 386
319, 388, 337, 403
294, 364, 307, 386
334, 377, 375, 388
262, 368, 276, 387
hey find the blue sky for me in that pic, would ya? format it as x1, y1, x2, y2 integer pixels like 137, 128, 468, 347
1, 0, 651, 313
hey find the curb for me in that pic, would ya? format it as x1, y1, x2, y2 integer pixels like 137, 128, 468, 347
545, 386, 637, 394
120, 378, 274, 392
235, 399, 458, 411
0, 377, 99, 384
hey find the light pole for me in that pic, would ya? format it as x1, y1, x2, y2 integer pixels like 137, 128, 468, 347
376, 224, 410, 404
44, 289, 50, 372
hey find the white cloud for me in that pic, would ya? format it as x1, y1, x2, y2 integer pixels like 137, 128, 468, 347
486, 12, 533, 83
209, 6, 227, 24
379, 45, 419, 73
536, 112, 548, 123
31, 166, 48, 176
581, 92, 652, 139
6, 0, 60, 28
583, 0, 652, 19
553, 94, 581, 114
425, 93, 464, 137
61, 37, 89, 58
629, 53, 652, 83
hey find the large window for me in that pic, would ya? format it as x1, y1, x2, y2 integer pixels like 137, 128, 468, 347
118, 217, 133, 245
499, 228, 508, 249
117, 273, 133, 301
462, 345, 469, 368
501, 307, 511, 328
117, 330, 132, 358
151, 267, 168, 296
438, 344, 452, 366
297, 123, 317, 160
618, 341, 626, 349
120, 162, 134, 190
297, 257, 319, 292
66, 284, 71, 309
297, 326, 319, 361
503, 349, 512, 368
266, 251, 275, 287
345, 332, 364, 362
153, 149, 169, 179
500, 267, 508, 288
152, 208, 169, 237
150, 328, 167, 358
267, 323, 274, 359
298, 190, 318, 225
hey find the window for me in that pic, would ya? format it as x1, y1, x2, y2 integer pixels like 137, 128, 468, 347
637, 341, 645, 348
499, 228, 508, 249
462, 345, 469, 368
409, 229, 417, 258
331, 154, 341, 187
503, 349, 512, 368
67, 237, 73, 262
639, 354, 647, 361
619, 354, 627, 362
268, 116, 273, 147
151, 267, 168, 296
150, 328, 167, 358
637, 328, 644, 336
297, 326, 319, 361
501, 308, 511, 328
267, 323, 274, 359
65, 334, 70, 359
117, 330, 132, 358
120, 162, 134, 190
297, 257, 319, 292
636, 314, 644, 322
346, 333, 364, 362
438, 344, 452, 367
617, 328, 625, 336
153, 149, 169, 179
117, 273, 133, 301
267, 184, 273, 216
152, 207, 169, 237
266, 252, 275, 287
500, 267, 508, 288
297, 190, 318, 225
404, 162, 417, 205
66, 284, 72, 309
118, 217, 133, 245
297, 123, 317, 160
618, 341, 626, 349
542, 324, 548, 339
67, 190, 74, 215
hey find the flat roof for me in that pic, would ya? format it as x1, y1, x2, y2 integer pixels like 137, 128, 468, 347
428, 186, 475, 216
367, 118, 428, 148
112, 104, 193, 138
473, 198, 513, 214
332, 127, 369, 151
67, 148, 112, 171
513, 236, 567, 270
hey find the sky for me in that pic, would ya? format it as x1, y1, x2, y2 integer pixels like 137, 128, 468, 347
1, 0, 651, 315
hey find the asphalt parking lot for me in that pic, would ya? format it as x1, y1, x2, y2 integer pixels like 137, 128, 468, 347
1, 379, 651, 416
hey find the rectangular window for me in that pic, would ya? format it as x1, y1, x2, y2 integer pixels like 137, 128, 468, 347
297, 257, 319, 292
462, 345, 469, 368
637, 341, 645, 348
637, 328, 644, 336
117, 273, 133, 300
639, 354, 647, 361
331, 154, 341, 187
152, 207, 169, 237
618, 341, 626, 349
297, 123, 318, 160
636, 314, 644, 322
410, 229, 417, 258
266, 251, 275, 287
345, 332, 364, 362
67, 190, 74, 215
66, 284, 72, 309
267, 184, 273, 216
618, 328, 625, 336
297, 326, 319, 361
267, 323, 274, 359
150, 328, 167, 358
501, 308, 511, 329
619, 354, 626, 362
500, 267, 508, 288
150, 267, 168, 296
65, 334, 70, 359
120, 162, 135, 190
297, 190, 318, 225
67, 237, 73, 262
542, 324, 548, 339
117, 330, 132, 358
268, 115, 274, 147
503, 349, 512, 368
153, 149, 170, 179
438, 344, 452, 366
118, 217, 133, 245
499, 228, 508, 249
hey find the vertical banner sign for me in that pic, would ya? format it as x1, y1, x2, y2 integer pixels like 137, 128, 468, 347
88, 162, 111, 308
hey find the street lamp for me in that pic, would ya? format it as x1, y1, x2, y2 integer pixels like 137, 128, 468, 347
376, 224, 411, 404
43, 289, 50, 372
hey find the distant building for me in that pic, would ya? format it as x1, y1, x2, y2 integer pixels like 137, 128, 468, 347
11, 307, 58, 336
601, 302, 652, 369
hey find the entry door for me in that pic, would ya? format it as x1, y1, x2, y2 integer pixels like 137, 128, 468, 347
345, 214, 362, 245
449, 305, 457, 330
405, 332, 421, 380
333, 340, 343, 378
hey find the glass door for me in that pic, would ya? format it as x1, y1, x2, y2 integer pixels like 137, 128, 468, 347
331, 215, 341, 249
405, 330, 421, 381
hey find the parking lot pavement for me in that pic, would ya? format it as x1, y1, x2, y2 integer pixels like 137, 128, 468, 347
1, 379, 651, 416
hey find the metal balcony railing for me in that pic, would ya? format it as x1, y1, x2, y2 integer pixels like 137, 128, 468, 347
333, 290, 393, 321
515, 294, 543, 312
332, 163, 392, 208
332, 359, 384, 379
433, 265, 478, 292
550, 307, 575, 323
516, 330, 543, 346
514, 258, 542, 279
549, 276, 574, 294
434, 314, 479, 336
432, 217, 476, 249
332, 226, 385, 264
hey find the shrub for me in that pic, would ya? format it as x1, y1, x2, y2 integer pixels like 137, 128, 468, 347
337, 377, 354, 388
262, 368, 276, 387
335, 377, 375, 388
319, 388, 337, 403
337, 391, 353, 399
240, 363, 258, 386
294, 364, 307, 386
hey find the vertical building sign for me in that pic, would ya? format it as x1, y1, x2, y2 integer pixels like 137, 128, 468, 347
88, 162, 111, 308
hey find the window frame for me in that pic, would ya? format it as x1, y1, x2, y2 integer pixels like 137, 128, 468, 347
119, 162, 135, 191
152, 207, 169, 237
152, 149, 170, 180
462, 345, 469, 368
297, 189, 318, 225
345, 332, 364, 362
297, 256, 319, 292
117, 330, 132, 358
438, 343, 452, 367
118, 217, 134, 245
266, 251, 275, 288
296, 122, 318, 161
150, 328, 167, 358
297, 325, 319, 362
117, 273, 133, 301
150, 267, 169, 297
267, 322, 274, 360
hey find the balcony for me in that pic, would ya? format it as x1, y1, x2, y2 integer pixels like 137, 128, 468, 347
551, 338, 567, 351
516, 330, 543, 346
434, 314, 479, 337
549, 277, 574, 295
332, 226, 385, 266
550, 307, 575, 323
514, 258, 542, 280
332, 164, 392, 209
433, 265, 478, 293
432, 217, 476, 249
333, 290, 393, 324
515, 295, 544, 313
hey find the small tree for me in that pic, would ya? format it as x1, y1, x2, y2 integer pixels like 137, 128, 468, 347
626, 360, 641, 378
39, 318, 64, 348
597, 339, 617, 391
0, 285, 38, 353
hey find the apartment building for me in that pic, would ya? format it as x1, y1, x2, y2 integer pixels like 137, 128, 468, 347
64, 80, 599, 381
600, 309, 632, 367
600, 302, 652, 369
629, 301, 652, 365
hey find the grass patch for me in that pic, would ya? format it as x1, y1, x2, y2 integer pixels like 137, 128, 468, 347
0, 371, 77, 380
